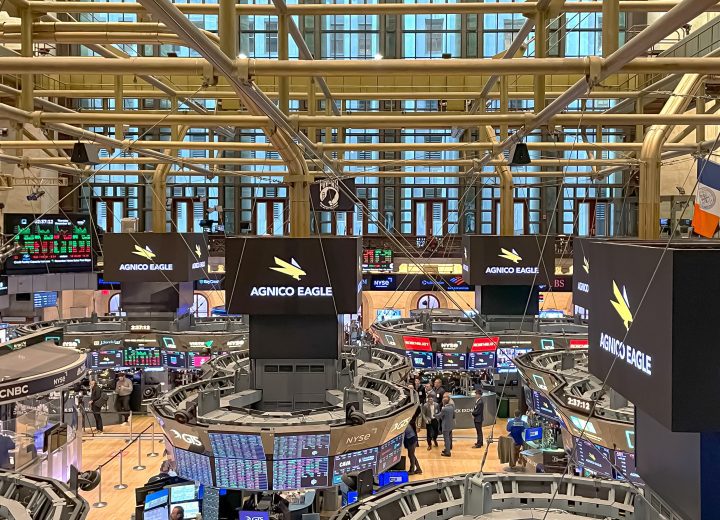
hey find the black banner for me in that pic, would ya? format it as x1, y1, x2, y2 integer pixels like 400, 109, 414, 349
0, 353, 86, 405
363, 274, 472, 292
310, 178, 355, 212
225, 237, 362, 315
462, 235, 554, 286
572, 237, 592, 310
103, 233, 208, 282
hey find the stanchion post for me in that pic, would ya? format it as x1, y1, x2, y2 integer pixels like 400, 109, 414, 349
147, 422, 159, 458
92, 466, 108, 508
114, 450, 128, 490
127, 411, 133, 444
133, 431, 146, 471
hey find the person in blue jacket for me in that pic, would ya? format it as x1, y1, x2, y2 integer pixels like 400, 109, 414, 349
506, 410, 528, 468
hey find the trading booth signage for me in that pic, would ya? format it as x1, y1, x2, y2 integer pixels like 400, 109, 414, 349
462, 235, 554, 285
572, 237, 592, 310
103, 233, 208, 282
226, 237, 361, 315
588, 240, 720, 432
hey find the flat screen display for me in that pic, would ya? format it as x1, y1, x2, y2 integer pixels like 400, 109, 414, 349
467, 351, 495, 370
214, 458, 269, 490
362, 248, 393, 271
169, 484, 195, 503
144, 489, 168, 510
164, 351, 187, 369
376, 434, 403, 472
273, 433, 331, 460
406, 351, 433, 369
33, 291, 57, 309
144, 506, 168, 520
90, 350, 122, 369
574, 437, 613, 478
332, 447, 378, 484
496, 347, 531, 373
614, 451, 643, 484
5, 214, 93, 273
531, 390, 561, 422
188, 353, 211, 368
436, 352, 466, 370
376, 309, 401, 322
172, 501, 200, 518
209, 433, 265, 460
524, 427, 542, 441
123, 347, 162, 367
174, 448, 214, 487
272, 458, 330, 490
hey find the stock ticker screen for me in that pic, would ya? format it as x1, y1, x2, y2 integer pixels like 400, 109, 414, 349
273, 433, 331, 460
90, 350, 122, 369
362, 248, 393, 271
5, 214, 93, 273
209, 433, 265, 460
332, 447, 379, 484
272, 458, 330, 490
122, 347, 162, 367
214, 458, 269, 490
174, 448, 214, 487
377, 434, 403, 472
467, 351, 495, 370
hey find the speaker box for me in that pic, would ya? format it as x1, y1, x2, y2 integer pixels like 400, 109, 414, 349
71, 142, 101, 165
508, 142, 531, 166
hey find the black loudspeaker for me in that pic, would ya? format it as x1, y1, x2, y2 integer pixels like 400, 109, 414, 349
508, 142, 531, 166
71, 142, 101, 165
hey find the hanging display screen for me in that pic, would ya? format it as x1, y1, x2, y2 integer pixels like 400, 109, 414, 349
362, 249, 393, 271
5, 214, 93, 273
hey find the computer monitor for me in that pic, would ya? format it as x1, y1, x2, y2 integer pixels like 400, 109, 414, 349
143, 489, 169, 511
524, 426, 542, 442
144, 505, 168, 520
169, 483, 195, 503
172, 500, 200, 518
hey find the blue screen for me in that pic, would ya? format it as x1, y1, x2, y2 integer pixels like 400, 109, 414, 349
524, 427, 542, 441
406, 351, 433, 369
239, 512, 269, 520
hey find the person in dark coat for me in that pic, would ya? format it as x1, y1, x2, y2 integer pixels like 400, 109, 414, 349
435, 395, 455, 457
89, 379, 104, 433
472, 388, 485, 448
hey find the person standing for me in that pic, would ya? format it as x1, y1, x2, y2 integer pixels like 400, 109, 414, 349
506, 410, 529, 469
114, 373, 133, 424
435, 395, 455, 457
420, 394, 438, 450
403, 423, 422, 475
89, 379, 104, 433
415, 377, 426, 404
472, 389, 485, 448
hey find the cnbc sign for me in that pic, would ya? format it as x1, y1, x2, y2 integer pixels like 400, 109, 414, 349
103, 233, 208, 282
462, 235, 554, 285
588, 239, 720, 432
226, 237, 362, 315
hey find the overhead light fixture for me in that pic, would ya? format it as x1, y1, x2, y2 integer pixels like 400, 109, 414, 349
373, 53, 383, 60
508, 142, 531, 166
26, 189, 45, 201
70, 142, 101, 165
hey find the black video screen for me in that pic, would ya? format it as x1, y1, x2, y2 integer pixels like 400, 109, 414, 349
531, 390, 561, 422
574, 437, 613, 478
123, 347, 162, 367
90, 350, 122, 369
332, 447, 378, 484
614, 451, 643, 484
496, 347, 531, 373
209, 433, 265, 460
164, 351, 186, 369
436, 352, 466, 370
406, 351, 434, 369
174, 448, 214, 487
273, 433, 331, 460
468, 351, 496, 370
4, 214, 93, 273
214, 458, 268, 490
272, 458, 330, 490
377, 434, 403, 472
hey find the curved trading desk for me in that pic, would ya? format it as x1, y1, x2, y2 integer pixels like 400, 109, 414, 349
0, 472, 88, 520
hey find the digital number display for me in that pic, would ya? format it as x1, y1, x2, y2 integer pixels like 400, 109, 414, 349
122, 347, 162, 367
564, 395, 593, 414
406, 351, 434, 369
376, 434, 403, 473
214, 458, 269, 490
332, 447, 378, 484
174, 448, 214, 487
90, 350, 122, 369
272, 458, 330, 490
273, 433, 331, 460
436, 352, 466, 371
362, 248, 393, 271
467, 351, 495, 370
209, 433, 265, 460
5, 214, 93, 273
33, 291, 58, 309
574, 437, 613, 478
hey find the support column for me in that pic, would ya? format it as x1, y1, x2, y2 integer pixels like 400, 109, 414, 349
499, 76, 509, 140
278, 13, 290, 115
219, 0, 238, 59
482, 125, 514, 236
152, 124, 188, 232
20, 7, 33, 112
534, 9, 547, 113
114, 77, 124, 141
602, 0, 620, 57
696, 90, 706, 143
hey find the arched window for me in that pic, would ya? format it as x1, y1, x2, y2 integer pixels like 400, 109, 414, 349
193, 293, 209, 318
417, 294, 440, 310
109, 293, 125, 316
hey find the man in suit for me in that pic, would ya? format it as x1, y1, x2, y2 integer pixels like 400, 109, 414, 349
435, 395, 455, 457
471, 388, 484, 448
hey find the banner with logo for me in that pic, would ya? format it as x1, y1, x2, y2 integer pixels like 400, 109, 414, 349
310, 178, 355, 212
462, 235, 555, 285
225, 237, 361, 315
103, 233, 208, 282
572, 237, 592, 310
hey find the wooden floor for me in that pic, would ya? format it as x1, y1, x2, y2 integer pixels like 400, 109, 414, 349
80, 416, 511, 520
